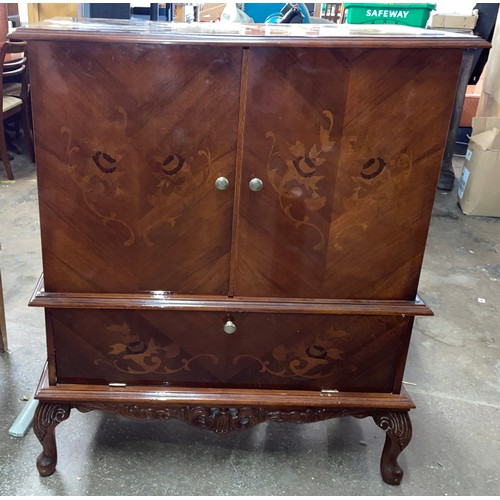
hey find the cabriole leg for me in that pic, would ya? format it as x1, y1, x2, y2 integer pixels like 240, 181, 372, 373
373, 411, 412, 485
33, 402, 71, 477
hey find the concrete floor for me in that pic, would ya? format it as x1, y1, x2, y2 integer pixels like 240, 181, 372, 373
0, 149, 499, 495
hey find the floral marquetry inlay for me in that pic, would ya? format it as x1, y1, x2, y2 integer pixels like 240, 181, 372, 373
96, 322, 219, 375
60, 110, 213, 248
233, 327, 355, 379
144, 149, 212, 246
333, 150, 414, 252
61, 122, 135, 247
265, 110, 336, 251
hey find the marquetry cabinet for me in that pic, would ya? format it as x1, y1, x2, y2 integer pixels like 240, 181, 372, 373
13, 20, 487, 484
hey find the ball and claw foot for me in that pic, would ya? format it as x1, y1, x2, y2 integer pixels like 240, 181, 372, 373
33, 402, 71, 477
373, 411, 412, 485
381, 458, 404, 486
36, 452, 57, 477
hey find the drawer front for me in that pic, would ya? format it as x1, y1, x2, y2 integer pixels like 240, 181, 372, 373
48, 309, 412, 392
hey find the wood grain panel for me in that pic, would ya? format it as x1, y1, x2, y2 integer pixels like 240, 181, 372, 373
325, 48, 464, 299
50, 308, 411, 392
234, 47, 463, 300
30, 41, 241, 294
234, 47, 350, 298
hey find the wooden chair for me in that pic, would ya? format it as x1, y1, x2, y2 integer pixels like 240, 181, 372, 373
4, 42, 30, 146
0, 41, 35, 180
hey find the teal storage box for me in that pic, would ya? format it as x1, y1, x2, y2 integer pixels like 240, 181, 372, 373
344, 3, 436, 28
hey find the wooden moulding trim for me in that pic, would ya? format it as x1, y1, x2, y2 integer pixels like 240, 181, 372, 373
30, 276, 433, 316
9, 30, 490, 49
35, 364, 415, 410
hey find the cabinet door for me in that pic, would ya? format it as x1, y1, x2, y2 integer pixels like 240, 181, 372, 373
234, 47, 462, 300
30, 42, 241, 295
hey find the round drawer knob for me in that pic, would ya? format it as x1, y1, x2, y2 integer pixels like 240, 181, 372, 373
215, 177, 229, 191
249, 178, 263, 192
223, 320, 236, 335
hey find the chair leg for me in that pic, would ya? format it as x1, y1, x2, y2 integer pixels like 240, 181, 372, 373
21, 106, 35, 163
0, 117, 14, 180
14, 119, 20, 140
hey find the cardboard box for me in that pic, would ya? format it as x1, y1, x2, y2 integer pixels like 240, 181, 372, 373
477, 11, 500, 116
173, 4, 185, 22
430, 14, 478, 30
458, 117, 500, 216
199, 3, 226, 22
460, 94, 480, 127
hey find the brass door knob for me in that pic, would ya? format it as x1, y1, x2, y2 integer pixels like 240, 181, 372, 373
249, 178, 263, 192
215, 177, 229, 190
223, 320, 236, 335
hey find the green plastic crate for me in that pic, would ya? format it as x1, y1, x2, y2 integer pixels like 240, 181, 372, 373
344, 3, 436, 28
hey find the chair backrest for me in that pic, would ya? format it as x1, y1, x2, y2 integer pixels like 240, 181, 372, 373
1, 40, 27, 65
3, 56, 27, 69
1, 41, 29, 101
0, 42, 9, 67
6, 41, 27, 55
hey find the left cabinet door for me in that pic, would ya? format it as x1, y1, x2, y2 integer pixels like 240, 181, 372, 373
30, 42, 242, 295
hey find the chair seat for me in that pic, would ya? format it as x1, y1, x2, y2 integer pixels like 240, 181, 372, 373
3, 95, 22, 113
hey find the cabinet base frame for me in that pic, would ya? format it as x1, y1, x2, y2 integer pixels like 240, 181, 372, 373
34, 364, 414, 485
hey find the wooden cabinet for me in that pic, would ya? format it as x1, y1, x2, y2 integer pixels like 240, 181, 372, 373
15, 20, 487, 485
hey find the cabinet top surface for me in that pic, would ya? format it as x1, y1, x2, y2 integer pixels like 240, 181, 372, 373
11, 18, 489, 48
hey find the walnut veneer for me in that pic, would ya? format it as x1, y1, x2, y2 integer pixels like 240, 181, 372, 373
12, 19, 488, 485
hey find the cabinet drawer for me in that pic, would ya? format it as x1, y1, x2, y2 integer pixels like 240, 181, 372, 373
48, 309, 412, 392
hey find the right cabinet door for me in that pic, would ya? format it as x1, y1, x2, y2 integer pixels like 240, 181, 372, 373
234, 47, 463, 300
